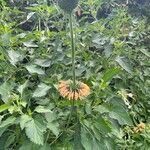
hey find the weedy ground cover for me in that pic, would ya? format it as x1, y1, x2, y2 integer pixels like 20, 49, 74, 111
0, 0, 150, 149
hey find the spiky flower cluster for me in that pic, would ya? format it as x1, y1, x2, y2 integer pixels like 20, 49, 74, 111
58, 80, 90, 100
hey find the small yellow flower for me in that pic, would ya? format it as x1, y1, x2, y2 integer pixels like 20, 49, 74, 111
58, 80, 90, 100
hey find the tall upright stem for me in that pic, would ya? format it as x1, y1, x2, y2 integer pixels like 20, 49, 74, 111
69, 13, 76, 88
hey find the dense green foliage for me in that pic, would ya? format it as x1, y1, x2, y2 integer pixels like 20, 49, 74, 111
0, 0, 150, 149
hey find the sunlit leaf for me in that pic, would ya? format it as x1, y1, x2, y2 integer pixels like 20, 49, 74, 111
115, 56, 133, 74
33, 83, 50, 97
25, 65, 45, 75
25, 118, 46, 145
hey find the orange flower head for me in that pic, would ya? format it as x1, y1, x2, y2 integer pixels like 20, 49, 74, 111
58, 80, 90, 100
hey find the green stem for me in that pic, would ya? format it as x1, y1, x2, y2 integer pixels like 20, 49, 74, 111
69, 13, 76, 88
65, 13, 76, 130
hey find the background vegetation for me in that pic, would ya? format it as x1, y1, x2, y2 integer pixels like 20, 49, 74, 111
0, 0, 150, 149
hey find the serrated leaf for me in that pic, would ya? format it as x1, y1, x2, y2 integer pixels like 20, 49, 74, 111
25, 119, 45, 145
8, 50, 23, 66
33, 83, 50, 97
20, 114, 32, 130
0, 82, 14, 103
115, 56, 133, 74
47, 121, 59, 137
26, 65, 45, 75
35, 106, 52, 113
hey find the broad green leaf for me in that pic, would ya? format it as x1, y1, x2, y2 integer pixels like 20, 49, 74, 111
101, 67, 120, 88
94, 117, 112, 134
102, 68, 120, 83
47, 121, 59, 137
34, 59, 51, 67
109, 99, 133, 125
95, 99, 133, 125
35, 106, 52, 113
20, 114, 32, 130
33, 83, 50, 97
8, 50, 23, 66
26, 65, 45, 75
115, 56, 133, 74
45, 111, 57, 122
81, 127, 93, 150
0, 116, 16, 128
25, 118, 46, 145
0, 104, 10, 113
0, 82, 14, 103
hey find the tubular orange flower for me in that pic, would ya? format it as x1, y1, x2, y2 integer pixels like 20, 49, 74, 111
58, 80, 90, 100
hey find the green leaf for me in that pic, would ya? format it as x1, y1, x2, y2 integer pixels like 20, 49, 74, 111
17, 81, 28, 97
27, 12, 35, 20
20, 114, 32, 130
81, 127, 93, 150
95, 99, 133, 125
8, 50, 23, 66
4, 133, 16, 149
0, 116, 16, 128
0, 104, 10, 113
35, 106, 52, 113
45, 111, 57, 123
25, 118, 46, 145
115, 56, 133, 74
34, 59, 51, 67
102, 68, 120, 83
23, 41, 38, 48
0, 115, 4, 124
109, 99, 132, 125
58, 0, 78, 13
19, 140, 38, 150
47, 121, 59, 137
94, 117, 112, 134
33, 83, 50, 97
101, 67, 120, 88
0, 82, 14, 103
26, 65, 45, 75
140, 48, 150, 57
